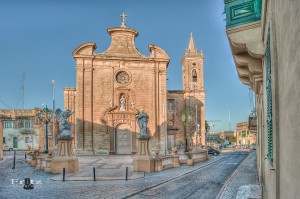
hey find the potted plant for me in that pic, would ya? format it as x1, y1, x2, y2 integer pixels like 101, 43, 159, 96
186, 152, 194, 166
27, 149, 39, 167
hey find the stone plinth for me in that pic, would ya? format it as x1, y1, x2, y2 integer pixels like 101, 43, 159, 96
44, 157, 53, 173
51, 138, 78, 174
133, 138, 154, 172
36, 154, 48, 170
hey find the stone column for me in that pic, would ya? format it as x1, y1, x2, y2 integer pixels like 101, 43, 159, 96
76, 64, 84, 152
83, 65, 93, 154
0, 121, 3, 160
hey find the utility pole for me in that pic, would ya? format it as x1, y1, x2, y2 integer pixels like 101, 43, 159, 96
229, 109, 231, 131
162, 84, 167, 156
22, 73, 25, 109
52, 80, 56, 157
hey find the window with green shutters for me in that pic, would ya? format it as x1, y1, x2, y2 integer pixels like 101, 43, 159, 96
266, 29, 273, 165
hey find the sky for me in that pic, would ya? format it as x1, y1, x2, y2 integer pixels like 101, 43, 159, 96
0, 0, 254, 132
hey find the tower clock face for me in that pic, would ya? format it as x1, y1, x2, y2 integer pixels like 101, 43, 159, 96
116, 71, 130, 84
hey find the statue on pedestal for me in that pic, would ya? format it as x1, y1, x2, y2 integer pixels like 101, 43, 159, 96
136, 110, 149, 138
134, 110, 154, 172
51, 108, 78, 174
55, 109, 74, 139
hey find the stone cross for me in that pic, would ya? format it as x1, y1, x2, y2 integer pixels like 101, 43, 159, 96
120, 12, 127, 27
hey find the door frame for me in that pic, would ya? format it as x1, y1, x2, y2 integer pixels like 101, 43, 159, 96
115, 123, 132, 154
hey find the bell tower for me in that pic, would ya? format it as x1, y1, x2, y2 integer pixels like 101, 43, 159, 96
181, 32, 204, 92
181, 33, 206, 145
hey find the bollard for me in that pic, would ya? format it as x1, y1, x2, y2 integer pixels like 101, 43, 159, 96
25, 152, 27, 160
144, 172, 145, 177
125, 166, 128, 181
12, 150, 16, 169
93, 167, 96, 181
63, 168, 66, 182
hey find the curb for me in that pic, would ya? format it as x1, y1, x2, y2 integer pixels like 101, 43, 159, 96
216, 152, 254, 199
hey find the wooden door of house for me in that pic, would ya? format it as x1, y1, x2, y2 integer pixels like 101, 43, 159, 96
13, 137, 18, 148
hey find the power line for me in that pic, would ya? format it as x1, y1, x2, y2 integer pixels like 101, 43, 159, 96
0, 100, 11, 109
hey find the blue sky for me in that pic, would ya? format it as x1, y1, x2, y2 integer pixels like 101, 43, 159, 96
0, 0, 254, 131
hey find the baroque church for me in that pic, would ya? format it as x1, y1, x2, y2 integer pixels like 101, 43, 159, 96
64, 15, 205, 155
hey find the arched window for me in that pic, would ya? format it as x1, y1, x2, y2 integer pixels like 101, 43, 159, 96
192, 69, 197, 82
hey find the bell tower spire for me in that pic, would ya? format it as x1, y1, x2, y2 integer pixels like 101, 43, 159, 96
187, 32, 197, 53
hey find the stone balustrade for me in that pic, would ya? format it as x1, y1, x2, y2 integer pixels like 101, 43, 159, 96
154, 149, 208, 172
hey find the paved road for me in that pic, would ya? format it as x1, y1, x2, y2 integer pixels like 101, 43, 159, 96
0, 151, 250, 199
127, 152, 249, 199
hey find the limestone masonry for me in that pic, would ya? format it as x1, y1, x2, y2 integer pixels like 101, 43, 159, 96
64, 18, 205, 155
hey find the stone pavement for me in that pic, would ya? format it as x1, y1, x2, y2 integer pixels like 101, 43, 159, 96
52, 153, 228, 181
217, 151, 261, 199
52, 155, 144, 181
0, 151, 258, 199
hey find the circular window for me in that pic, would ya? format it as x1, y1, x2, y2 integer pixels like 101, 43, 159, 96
116, 71, 130, 85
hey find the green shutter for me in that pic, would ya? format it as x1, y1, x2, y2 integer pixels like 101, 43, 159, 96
266, 29, 273, 165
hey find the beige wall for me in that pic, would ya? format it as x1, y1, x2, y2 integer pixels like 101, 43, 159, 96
257, 0, 300, 198
66, 25, 206, 155
70, 26, 169, 155
274, 0, 300, 198
0, 121, 3, 160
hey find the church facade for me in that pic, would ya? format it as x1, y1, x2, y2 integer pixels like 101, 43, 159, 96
64, 17, 205, 155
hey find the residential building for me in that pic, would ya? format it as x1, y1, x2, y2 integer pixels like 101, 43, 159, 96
224, 0, 300, 198
236, 122, 256, 145
0, 109, 41, 151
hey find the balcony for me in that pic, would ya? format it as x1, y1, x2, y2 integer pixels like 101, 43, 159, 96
224, 0, 262, 28
224, 0, 264, 93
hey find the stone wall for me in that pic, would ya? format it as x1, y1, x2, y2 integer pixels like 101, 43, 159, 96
274, 0, 300, 198
0, 121, 3, 160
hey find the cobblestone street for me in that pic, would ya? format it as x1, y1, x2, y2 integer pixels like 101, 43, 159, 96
0, 151, 259, 199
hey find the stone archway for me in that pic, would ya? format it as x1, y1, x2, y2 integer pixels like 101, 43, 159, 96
116, 124, 132, 154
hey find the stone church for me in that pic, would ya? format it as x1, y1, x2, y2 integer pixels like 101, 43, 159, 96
64, 15, 205, 155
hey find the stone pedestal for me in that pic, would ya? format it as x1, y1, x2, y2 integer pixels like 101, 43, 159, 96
51, 138, 78, 174
134, 138, 154, 172
36, 154, 47, 170
44, 157, 53, 173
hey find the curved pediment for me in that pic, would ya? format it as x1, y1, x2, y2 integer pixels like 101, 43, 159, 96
148, 44, 170, 60
72, 42, 97, 57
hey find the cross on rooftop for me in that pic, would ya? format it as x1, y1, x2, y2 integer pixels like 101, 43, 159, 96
120, 12, 127, 27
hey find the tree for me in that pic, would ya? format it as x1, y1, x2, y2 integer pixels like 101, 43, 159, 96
227, 135, 237, 143
205, 120, 210, 132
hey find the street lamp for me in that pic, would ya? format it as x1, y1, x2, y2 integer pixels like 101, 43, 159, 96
181, 109, 191, 152
38, 106, 52, 153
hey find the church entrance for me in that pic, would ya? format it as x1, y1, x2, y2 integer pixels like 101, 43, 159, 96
116, 124, 132, 154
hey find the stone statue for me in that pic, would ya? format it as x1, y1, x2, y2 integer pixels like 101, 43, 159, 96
136, 110, 149, 138
120, 95, 126, 111
55, 109, 74, 139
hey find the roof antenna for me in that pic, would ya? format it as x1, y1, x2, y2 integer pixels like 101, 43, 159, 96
22, 73, 25, 109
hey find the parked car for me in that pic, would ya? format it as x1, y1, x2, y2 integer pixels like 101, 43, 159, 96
250, 145, 256, 150
207, 147, 220, 156
3, 145, 13, 151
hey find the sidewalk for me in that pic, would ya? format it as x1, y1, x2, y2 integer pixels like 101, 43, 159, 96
217, 151, 261, 199
51, 155, 144, 181
51, 153, 228, 181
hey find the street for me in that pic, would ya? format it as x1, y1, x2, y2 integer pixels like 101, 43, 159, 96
0, 151, 257, 199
